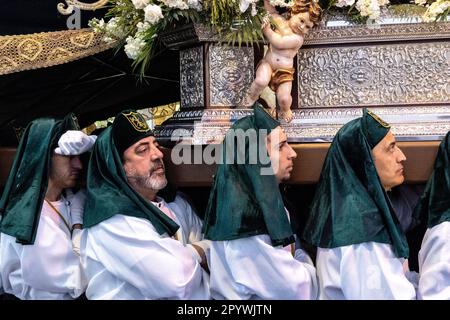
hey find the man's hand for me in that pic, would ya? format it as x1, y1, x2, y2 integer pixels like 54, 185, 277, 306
55, 130, 97, 156
68, 190, 86, 229
262, 13, 271, 29
188, 240, 211, 273
72, 228, 83, 256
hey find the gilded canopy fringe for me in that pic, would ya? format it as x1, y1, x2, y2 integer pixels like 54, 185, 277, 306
0, 28, 115, 76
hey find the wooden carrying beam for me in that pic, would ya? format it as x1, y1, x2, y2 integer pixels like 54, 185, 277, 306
162, 141, 439, 187
0, 142, 440, 188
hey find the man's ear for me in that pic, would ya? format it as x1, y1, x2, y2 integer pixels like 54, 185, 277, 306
265, 134, 273, 156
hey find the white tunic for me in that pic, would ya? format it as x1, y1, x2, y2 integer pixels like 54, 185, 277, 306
0, 195, 86, 300
81, 195, 210, 300
418, 221, 450, 299
209, 234, 318, 300
316, 242, 417, 300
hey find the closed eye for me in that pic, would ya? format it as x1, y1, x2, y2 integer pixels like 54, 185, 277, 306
136, 146, 148, 154
388, 142, 396, 152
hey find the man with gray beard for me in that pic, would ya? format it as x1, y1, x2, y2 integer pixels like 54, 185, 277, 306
79, 110, 210, 300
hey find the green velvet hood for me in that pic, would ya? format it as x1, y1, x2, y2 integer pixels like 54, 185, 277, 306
0, 114, 79, 244
203, 104, 295, 247
302, 108, 409, 258
414, 131, 450, 229
82, 113, 179, 237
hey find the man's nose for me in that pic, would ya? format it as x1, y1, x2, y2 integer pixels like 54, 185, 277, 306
151, 147, 164, 161
397, 147, 406, 162
71, 156, 82, 169
288, 145, 297, 159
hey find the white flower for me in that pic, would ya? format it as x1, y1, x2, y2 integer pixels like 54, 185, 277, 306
239, 0, 257, 13
269, 0, 294, 8
124, 35, 146, 60
378, 0, 390, 6
356, 0, 384, 22
131, 0, 150, 10
137, 21, 151, 33
187, 0, 202, 11
251, 3, 257, 16
159, 0, 189, 10
414, 0, 427, 6
423, 0, 450, 22
105, 17, 127, 40
88, 18, 106, 32
144, 4, 164, 24
335, 0, 355, 7
103, 36, 115, 43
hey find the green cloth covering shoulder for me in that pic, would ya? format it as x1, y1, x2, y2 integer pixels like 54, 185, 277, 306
0, 114, 79, 245
203, 104, 295, 247
414, 131, 450, 229
302, 108, 409, 258
83, 117, 179, 237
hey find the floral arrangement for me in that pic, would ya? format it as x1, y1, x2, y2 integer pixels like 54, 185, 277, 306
324, 0, 450, 23
89, 0, 267, 74
89, 0, 449, 73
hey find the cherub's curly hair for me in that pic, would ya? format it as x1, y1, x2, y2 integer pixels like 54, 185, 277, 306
290, 0, 322, 25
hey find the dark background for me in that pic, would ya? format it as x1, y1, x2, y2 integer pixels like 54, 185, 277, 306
0, 0, 180, 147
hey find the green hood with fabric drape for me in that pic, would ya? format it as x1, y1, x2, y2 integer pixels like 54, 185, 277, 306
414, 131, 450, 229
0, 114, 79, 245
82, 110, 179, 237
302, 108, 409, 258
203, 104, 295, 247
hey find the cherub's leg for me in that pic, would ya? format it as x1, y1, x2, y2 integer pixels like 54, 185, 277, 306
276, 81, 293, 122
244, 61, 272, 107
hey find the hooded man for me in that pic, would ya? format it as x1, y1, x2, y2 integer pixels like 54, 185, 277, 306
0, 114, 96, 300
303, 108, 417, 300
80, 110, 210, 300
203, 104, 318, 300
414, 131, 450, 299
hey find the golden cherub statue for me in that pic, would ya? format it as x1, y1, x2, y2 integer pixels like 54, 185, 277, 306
245, 0, 322, 122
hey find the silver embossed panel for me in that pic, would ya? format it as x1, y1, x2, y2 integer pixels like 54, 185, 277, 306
304, 20, 450, 45
297, 42, 450, 108
286, 106, 450, 142
181, 106, 450, 144
180, 47, 204, 108
209, 45, 254, 107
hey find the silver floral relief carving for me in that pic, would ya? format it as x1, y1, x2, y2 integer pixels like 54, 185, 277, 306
283, 106, 450, 142
180, 47, 204, 108
283, 122, 450, 142
304, 21, 450, 45
157, 106, 450, 144
209, 45, 254, 107
379, 44, 450, 105
294, 105, 450, 120
297, 42, 450, 108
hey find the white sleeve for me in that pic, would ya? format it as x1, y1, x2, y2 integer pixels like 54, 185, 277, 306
317, 242, 416, 300
170, 194, 204, 243
86, 215, 208, 299
223, 235, 318, 299
418, 221, 450, 299
20, 214, 86, 298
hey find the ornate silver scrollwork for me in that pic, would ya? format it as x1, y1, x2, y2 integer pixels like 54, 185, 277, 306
57, 0, 109, 15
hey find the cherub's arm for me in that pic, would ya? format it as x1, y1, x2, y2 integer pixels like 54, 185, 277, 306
263, 25, 303, 49
263, 0, 285, 25
264, 0, 277, 13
